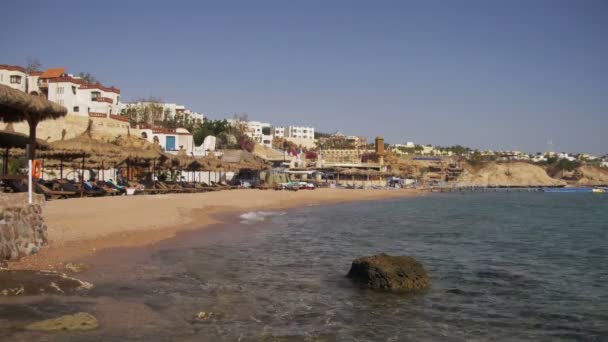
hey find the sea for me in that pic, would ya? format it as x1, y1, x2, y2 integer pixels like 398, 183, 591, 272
1, 192, 607, 341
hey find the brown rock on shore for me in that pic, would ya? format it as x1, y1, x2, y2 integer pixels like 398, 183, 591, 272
347, 254, 430, 291
25, 312, 98, 331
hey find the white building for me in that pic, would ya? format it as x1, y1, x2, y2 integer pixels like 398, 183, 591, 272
139, 127, 195, 155
274, 125, 316, 148
273, 126, 286, 138
0, 65, 27, 92
120, 102, 204, 122
228, 119, 273, 148
19, 67, 122, 117
287, 126, 314, 140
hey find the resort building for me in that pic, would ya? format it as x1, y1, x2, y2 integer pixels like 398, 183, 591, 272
119, 102, 204, 122
273, 125, 316, 149
38, 69, 121, 117
228, 119, 273, 148
2, 65, 123, 118
273, 126, 285, 138
140, 127, 195, 155
0, 65, 27, 92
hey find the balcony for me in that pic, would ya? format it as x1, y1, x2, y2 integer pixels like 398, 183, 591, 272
88, 112, 107, 118
92, 96, 113, 104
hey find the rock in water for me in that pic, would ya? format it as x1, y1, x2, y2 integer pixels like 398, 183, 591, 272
25, 312, 98, 331
347, 254, 430, 291
0, 270, 93, 296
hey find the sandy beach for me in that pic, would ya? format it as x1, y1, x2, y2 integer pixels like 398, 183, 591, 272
8, 188, 421, 270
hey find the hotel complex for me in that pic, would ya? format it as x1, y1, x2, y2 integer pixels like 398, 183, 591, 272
1, 63, 318, 156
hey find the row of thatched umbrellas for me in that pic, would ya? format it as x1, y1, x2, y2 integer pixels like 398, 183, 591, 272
0, 84, 266, 184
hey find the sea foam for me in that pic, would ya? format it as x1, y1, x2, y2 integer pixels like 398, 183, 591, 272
239, 211, 285, 224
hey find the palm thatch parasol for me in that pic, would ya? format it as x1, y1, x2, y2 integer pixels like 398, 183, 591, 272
115, 131, 165, 160
0, 84, 67, 159
38, 120, 123, 179
0, 123, 49, 150
41, 120, 121, 160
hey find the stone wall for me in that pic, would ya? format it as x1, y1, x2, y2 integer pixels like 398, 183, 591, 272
0, 193, 48, 262
8, 114, 133, 142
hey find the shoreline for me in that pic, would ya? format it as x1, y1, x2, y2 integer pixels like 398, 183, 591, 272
8, 188, 423, 271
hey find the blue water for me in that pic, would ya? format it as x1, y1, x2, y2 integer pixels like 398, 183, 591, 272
2, 193, 607, 341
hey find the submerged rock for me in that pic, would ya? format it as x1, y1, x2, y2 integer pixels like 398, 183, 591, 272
64, 262, 90, 273
0, 270, 93, 296
347, 254, 430, 291
25, 312, 98, 331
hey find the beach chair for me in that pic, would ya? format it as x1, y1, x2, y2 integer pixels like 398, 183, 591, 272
35, 182, 77, 200
5, 179, 28, 193
96, 181, 120, 195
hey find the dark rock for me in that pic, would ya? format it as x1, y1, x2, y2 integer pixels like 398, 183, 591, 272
347, 253, 430, 291
0, 270, 93, 296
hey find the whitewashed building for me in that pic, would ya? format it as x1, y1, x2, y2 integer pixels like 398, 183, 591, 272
140, 127, 194, 155
1, 66, 122, 117
229, 119, 273, 148
0, 65, 27, 92
273, 126, 286, 138
273, 125, 316, 148
120, 102, 204, 122
287, 126, 314, 140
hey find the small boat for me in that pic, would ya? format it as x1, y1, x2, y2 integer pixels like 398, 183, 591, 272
592, 188, 606, 194
543, 187, 593, 193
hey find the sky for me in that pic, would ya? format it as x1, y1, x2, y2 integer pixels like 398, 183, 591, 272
1, 0, 607, 154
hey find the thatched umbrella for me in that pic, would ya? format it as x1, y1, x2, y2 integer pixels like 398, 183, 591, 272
115, 132, 166, 181
0, 84, 67, 160
39, 120, 122, 180
0, 123, 51, 176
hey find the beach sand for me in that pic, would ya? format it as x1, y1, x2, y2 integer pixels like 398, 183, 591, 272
9, 188, 421, 270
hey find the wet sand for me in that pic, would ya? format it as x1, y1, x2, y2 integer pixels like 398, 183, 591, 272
9, 188, 422, 270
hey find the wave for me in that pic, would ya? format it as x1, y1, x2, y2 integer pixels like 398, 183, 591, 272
239, 211, 286, 224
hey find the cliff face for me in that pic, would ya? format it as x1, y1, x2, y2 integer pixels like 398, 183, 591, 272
573, 166, 608, 186
456, 161, 566, 187
0, 194, 48, 262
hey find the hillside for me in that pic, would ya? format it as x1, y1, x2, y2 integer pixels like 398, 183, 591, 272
456, 161, 565, 187
573, 165, 608, 186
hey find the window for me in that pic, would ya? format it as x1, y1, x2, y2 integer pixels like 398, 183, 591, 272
91, 91, 101, 99
73, 106, 79, 112
10, 75, 22, 84
56, 87, 64, 95
72, 86, 76, 95
58, 99, 64, 105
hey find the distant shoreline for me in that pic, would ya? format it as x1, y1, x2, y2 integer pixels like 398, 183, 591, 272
8, 188, 423, 271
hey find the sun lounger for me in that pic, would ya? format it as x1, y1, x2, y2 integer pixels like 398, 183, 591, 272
5, 179, 28, 193
35, 182, 77, 200
97, 181, 125, 195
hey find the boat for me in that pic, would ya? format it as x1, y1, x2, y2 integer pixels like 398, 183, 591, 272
543, 187, 593, 193
592, 188, 606, 194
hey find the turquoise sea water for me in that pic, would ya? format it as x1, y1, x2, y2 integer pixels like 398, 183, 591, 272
2, 192, 607, 341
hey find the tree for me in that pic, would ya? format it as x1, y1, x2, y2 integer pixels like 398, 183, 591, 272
120, 100, 164, 127
77, 72, 99, 84
25, 57, 43, 73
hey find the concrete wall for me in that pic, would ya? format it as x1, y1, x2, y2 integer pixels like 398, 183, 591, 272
0, 194, 48, 262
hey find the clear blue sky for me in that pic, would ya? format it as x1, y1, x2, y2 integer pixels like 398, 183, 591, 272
2, 0, 606, 154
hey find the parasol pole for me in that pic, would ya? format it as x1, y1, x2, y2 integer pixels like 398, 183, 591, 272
81, 153, 85, 197
27, 144, 32, 204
